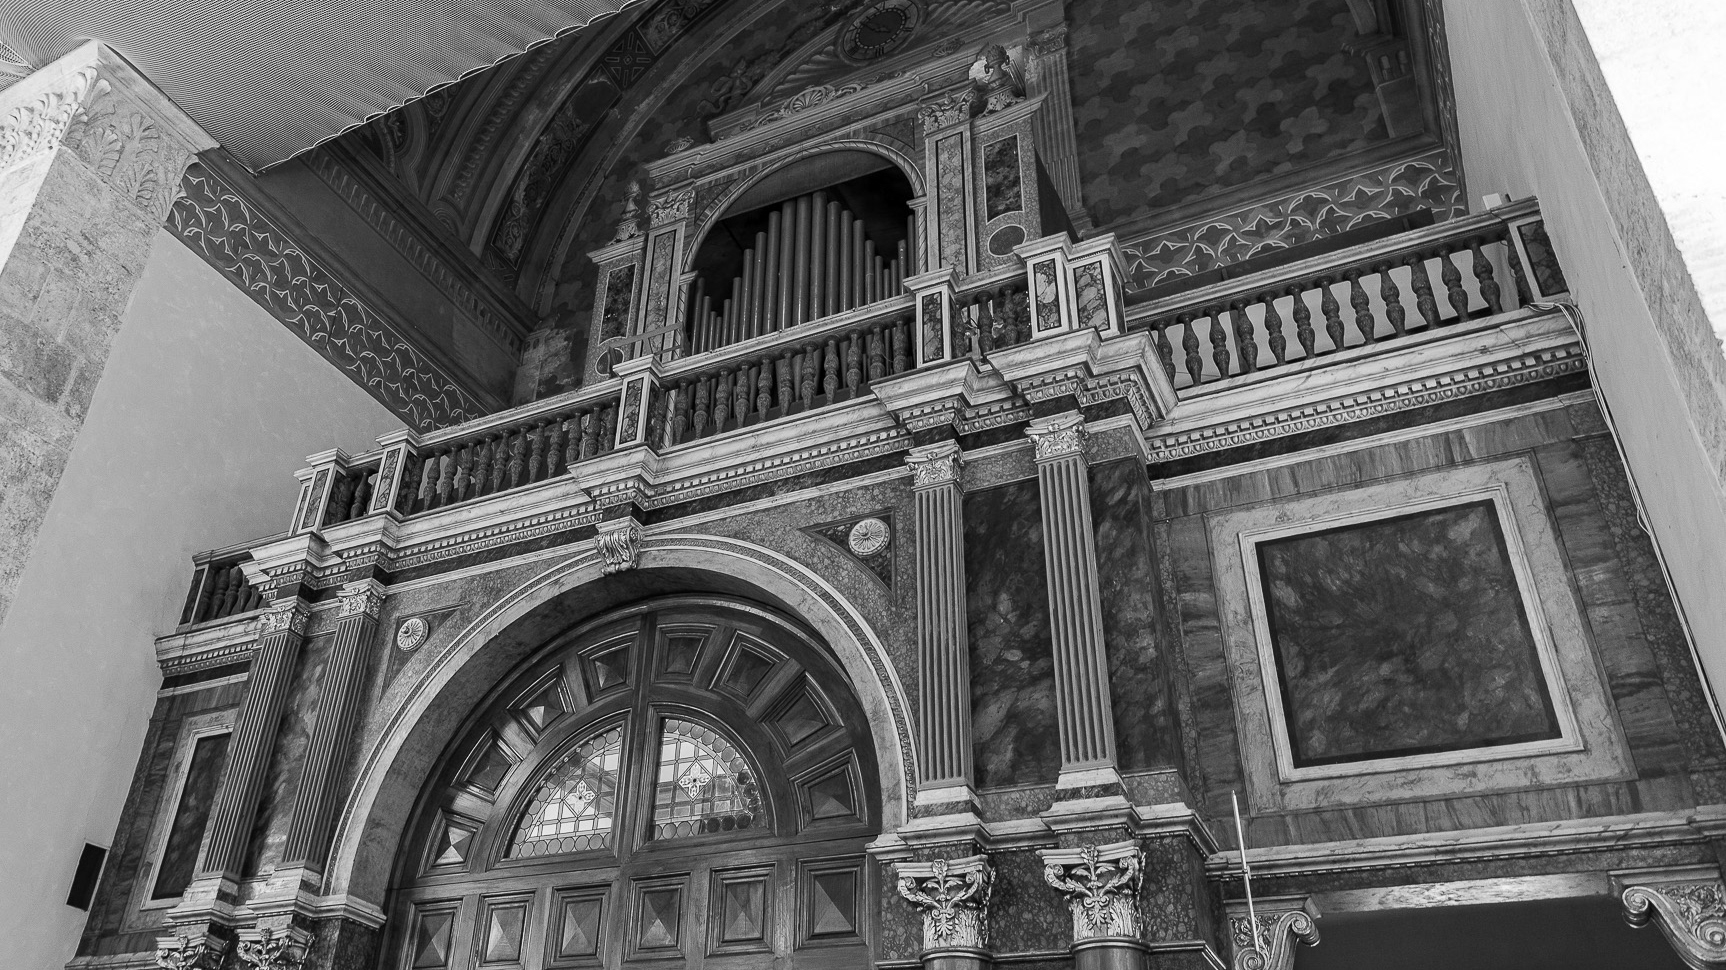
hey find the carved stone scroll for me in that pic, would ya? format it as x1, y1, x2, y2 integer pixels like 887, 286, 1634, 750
595, 517, 643, 574
896, 854, 995, 954
1042, 841, 1145, 941
1225, 896, 1320, 970
1622, 869, 1726, 970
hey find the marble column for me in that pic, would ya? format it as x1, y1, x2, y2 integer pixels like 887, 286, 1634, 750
0, 42, 213, 624
907, 441, 975, 808
278, 580, 384, 875
1024, 414, 1119, 787
171, 596, 310, 926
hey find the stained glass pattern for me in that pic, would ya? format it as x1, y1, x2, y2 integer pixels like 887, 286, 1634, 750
652, 719, 760, 840
511, 726, 623, 857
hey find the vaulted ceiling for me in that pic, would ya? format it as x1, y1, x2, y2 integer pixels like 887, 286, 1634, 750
0, 0, 650, 170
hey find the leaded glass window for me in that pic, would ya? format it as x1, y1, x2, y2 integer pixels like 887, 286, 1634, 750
651, 718, 760, 840
511, 725, 623, 857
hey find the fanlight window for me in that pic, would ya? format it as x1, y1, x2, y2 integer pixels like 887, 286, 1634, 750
652, 718, 761, 840
510, 725, 623, 857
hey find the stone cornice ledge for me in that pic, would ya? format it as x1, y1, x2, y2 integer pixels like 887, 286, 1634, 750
1146, 308, 1584, 464
870, 800, 1218, 858
1207, 806, 1726, 879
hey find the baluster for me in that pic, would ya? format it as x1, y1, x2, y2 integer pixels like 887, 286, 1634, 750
1506, 231, 1534, 307
800, 347, 818, 408
1289, 285, 1315, 359
892, 316, 910, 373
415, 451, 438, 511
544, 420, 565, 475
243, 583, 263, 613
1408, 254, 1441, 329
1379, 263, 1406, 337
1471, 238, 1502, 314
563, 419, 581, 471
527, 422, 547, 482
1206, 308, 1231, 378
580, 411, 600, 459
1440, 247, 1468, 323
867, 326, 887, 382
326, 475, 354, 523
1179, 312, 1202, 385
1229, 301, 1256, 373
1262, 295, 1286, 365
757, 359, 774, 415
487, 436, 507, 492
470, 436, 493, 496
434, 451, 455, 508
823, 338, 840, 397
1153, 326, 1176, 380
647, 388, 668, 449
777, 352, 794, 411
1318, 277, 1344, 350
975, 295, 995, 354
845, 332, 862, 390
1346, 270, 1375, 344
450, 447, 471, 502
693, 381, 712, 437
672, 384, 692, 444
736, 366, 755, 422
599, 406, 618, 452
194, 568, 218, 621
350, 473, 372, 519
504, 431, 524, 488
713, 370, 733, 428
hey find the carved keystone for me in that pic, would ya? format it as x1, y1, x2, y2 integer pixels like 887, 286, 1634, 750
1041, 841, 1145, 942
896, 854, 995, 954
1620, 868, 1726, 969
1225, 895, 1320, 970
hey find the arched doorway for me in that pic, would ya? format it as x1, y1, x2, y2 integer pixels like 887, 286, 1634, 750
382, 595, 881, 969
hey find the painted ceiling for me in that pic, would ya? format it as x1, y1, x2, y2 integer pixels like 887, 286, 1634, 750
0, 0, 650, 170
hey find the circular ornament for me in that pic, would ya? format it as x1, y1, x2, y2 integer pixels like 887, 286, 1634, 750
847, 517, 892, 557
396, 616, 429, 652
839, 0, 922, 64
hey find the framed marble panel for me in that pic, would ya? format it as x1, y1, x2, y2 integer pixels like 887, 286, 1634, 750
1209, 455, 1632, 813
128, 710, 235, 918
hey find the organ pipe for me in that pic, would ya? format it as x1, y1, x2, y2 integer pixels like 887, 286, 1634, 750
685, 187, 912, 354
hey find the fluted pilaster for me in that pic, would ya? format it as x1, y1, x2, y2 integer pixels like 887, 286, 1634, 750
907, 442, 974, 803
1025, 414, 1118, 782
278, 580, 384, 871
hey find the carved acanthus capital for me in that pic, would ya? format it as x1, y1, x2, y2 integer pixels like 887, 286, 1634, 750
154, 933, 225, 970
1622, 870, 1726, 969
896, 854, 995, 952
257, 599, 311, 637
1026, 414, 1087, 463
649, 187, 695, 226
1041, 841, 1144, 941
919, 91, 976, 132
336, 580, 386, 620
595, 518, 644, 575
906, 442, 963, 490
1225, 896, 1320, 970
235, 927, 307, 970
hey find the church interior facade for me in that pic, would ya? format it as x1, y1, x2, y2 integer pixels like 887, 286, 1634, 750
5, 1, 1726, 969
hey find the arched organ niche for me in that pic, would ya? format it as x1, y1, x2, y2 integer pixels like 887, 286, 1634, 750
581, 0, 1126, 389
684, 155, 917, 353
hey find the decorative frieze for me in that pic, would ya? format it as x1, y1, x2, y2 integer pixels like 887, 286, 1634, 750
896, 855, 995, 952
1225, 896, 1320, 970
1042, 841, 1146, 941
596, 517, 644, 574
1621, 869, 1726, 970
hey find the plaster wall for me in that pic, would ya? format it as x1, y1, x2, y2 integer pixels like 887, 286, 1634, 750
0, 230, 399, 970
1443, 0, 1726, 732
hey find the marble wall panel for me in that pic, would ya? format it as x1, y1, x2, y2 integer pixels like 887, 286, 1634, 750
964, 479, 1059, 789
1089, 458, 1180, 772
243, 633, 330, 876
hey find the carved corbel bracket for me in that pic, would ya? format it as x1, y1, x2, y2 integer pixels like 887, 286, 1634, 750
896, 854, 995, 953
595, 517, 644, 575
1620, 868, 1726, 970
1041, 841, 1145, 942
1225, 895, 1320, 970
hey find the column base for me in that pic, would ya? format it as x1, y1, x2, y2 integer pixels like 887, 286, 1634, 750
924, 946, 993, 970
1073, 936, 1149, 970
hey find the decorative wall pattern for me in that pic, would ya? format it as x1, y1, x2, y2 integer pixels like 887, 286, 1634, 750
1065, 0, 1390, 229
1118, 150, 1465, 292
167, 163, 487, 430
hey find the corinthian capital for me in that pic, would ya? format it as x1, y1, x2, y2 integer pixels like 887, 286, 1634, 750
1041, 841, 1144, 941
896, 854, 994, 952
336, 579, 386, 619
906, 441, 963, 490
1621, 868, 1726, 969
257, 598, 310, 637
1025, 413, 1087, 463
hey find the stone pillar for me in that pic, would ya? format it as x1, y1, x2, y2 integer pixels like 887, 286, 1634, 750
0, 41, 214, 623
1042, 842, 1148, 970
1224, 896, 1319, 970
907, 441, 975, 810
1619, 866, 1726, 969
1024, 414, 1119, 788
169, 596, 310, 926
277, 580, 384, 875
896, 854, 995, 970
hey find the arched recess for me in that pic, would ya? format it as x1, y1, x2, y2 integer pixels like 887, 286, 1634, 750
323, 536, 913, 911
383, 595, 881, 969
